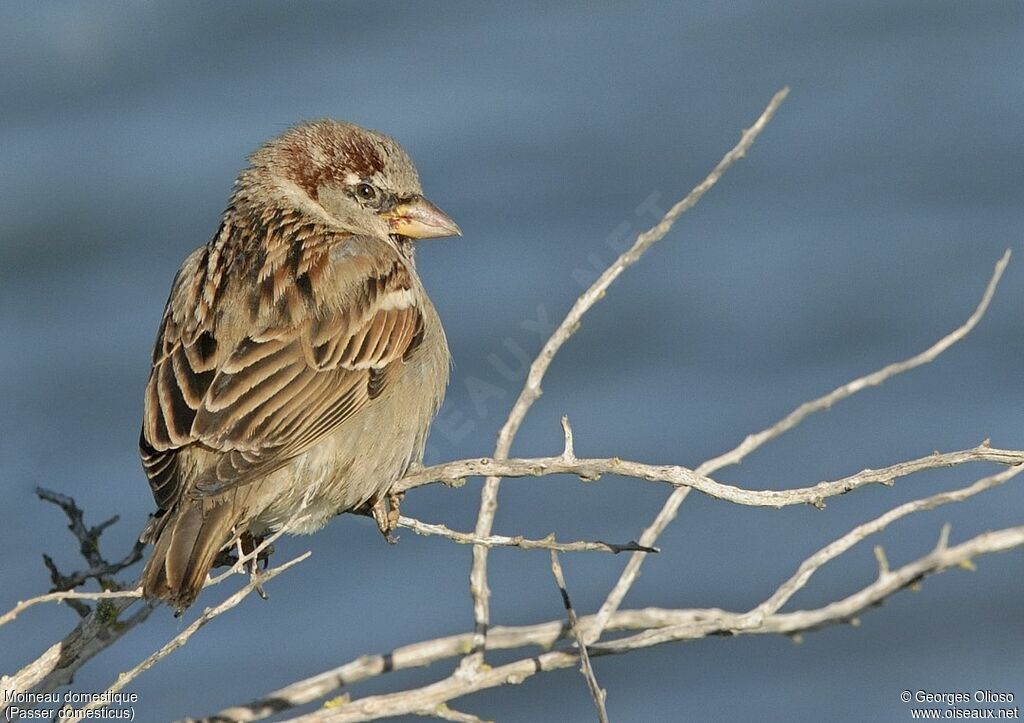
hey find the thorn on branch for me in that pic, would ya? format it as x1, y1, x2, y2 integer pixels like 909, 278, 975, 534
873, 545, 891, 579
560, 415, 576, 462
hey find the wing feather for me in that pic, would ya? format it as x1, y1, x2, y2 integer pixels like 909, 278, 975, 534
139, 236, 423, 507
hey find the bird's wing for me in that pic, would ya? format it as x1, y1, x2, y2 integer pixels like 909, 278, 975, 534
140, 238, 424, 508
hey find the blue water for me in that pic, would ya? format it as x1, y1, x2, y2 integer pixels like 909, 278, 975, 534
2, 3, 1022, 721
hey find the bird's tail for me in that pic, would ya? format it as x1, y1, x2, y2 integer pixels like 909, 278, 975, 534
141, 502, 237, 615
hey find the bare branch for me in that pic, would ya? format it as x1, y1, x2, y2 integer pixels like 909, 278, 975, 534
587, 249, 1012, 642
10, 439, 1014, 704
11, 438, 1010, 631
398, 516, 657, 555
62, 551, 311, 723
397, 444, 1024, 506
256, 522, 1021, 722
188, 461, 1023, 722
464, 87, 792, 665
599, 524, 1024, 653
183, 610, 712, 722
550, 551, 609, 723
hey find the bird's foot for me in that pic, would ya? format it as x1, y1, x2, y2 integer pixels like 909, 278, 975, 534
214, 531, 275, 570
250, 565, 269, 600
239, 532, 271, 600
369, 491, 404, 544
386, 490, 404, 534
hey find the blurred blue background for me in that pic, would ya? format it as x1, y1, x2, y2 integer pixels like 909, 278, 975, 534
2, 2, 1022, 721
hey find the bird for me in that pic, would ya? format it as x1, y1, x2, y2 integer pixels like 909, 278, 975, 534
138, 120, 459, 614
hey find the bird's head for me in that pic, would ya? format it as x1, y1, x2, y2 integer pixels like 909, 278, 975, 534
240, 119, 460, 244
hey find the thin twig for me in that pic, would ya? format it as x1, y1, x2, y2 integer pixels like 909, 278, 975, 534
464, 86, 792, 665
744, 464, 1024, 624
0, 589, 142, 628
586, 249, 1012, 642
399, 516, 657, 555
550, 551, 609, 723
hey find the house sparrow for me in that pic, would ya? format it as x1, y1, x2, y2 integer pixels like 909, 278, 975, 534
139, 120, 459, 613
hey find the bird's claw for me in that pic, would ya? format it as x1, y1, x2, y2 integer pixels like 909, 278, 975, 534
370, 490, 404, 544
236, 532, 272, 599
251, 565, 269, 600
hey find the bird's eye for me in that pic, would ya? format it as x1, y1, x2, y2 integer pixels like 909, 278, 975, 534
355, 183, 377, 201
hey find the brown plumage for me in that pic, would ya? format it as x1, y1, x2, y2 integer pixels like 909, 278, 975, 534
139, 120, 459, 613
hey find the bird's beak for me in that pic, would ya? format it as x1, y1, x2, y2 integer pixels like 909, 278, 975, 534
382, 195, 461, 239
